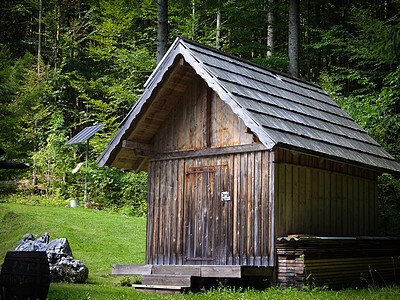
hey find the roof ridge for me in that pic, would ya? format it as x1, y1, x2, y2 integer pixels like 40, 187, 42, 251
178, 36, 323, 90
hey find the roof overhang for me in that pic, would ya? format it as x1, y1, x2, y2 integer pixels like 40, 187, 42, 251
97, 38, 276, 170
98, 37, 400, 176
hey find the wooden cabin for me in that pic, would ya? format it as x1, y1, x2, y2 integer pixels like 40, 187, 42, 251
98, 37, 400, 292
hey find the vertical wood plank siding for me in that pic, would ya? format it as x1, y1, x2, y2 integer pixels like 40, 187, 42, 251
147, 74, 272, 265
153, 76, 253, 152
146, 151, 273, 266
274, 148, 378, 237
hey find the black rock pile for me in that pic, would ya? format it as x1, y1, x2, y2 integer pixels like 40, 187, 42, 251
15, 233, 88, 283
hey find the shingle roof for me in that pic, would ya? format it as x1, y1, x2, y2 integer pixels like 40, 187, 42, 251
98, 37, 400, 175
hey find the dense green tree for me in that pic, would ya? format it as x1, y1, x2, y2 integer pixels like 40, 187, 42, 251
0, 49, 37, 159
0, 0, 399, 220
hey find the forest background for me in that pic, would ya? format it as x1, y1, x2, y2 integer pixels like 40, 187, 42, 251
1, 0, 399, 234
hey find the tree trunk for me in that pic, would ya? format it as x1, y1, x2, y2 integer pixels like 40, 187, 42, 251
55, 0, 61, 69
37, 0, 42, 82
157, 0, 168, 63
191, 0, 195, 39
267, 0, 276, 56
216, 10, 221, 49
288, 0, 300, 77
385, 0, 393, 19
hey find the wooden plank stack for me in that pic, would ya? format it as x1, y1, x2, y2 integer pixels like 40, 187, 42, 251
277, 237, 400, 289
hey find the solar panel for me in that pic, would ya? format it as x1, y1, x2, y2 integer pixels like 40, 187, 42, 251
65, 124, 105, 145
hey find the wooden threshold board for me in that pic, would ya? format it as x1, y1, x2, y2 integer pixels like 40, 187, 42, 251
112, 264, 273, 278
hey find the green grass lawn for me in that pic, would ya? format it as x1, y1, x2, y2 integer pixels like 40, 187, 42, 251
1, 202, 400, 299
0, 202, 148, 299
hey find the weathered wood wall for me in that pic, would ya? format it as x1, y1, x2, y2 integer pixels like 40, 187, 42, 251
153, 76, 253, 152
146, 77, 273, 266
274, 148, 379, 237
145, 71, 379, 269
146, 151, 273, 266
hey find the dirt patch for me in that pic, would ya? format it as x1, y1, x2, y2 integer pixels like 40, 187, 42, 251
2, 211, 19, 222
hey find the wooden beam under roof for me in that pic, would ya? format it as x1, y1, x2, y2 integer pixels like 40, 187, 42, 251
122, 140, 154, 156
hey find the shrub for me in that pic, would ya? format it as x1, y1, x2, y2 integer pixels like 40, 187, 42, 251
88, 165, 147, 216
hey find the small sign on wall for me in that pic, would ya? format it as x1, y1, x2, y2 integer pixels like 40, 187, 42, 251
221, 191, 231, 202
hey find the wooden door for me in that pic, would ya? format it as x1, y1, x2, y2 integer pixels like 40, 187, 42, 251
184, 164, 233, 265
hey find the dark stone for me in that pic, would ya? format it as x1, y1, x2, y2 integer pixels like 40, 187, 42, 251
49, 256, 89, 283
46, 238, 73, 263
16, 234, 35, 247
14, 233, 88, 283
15, 233, 48, 252
36, 232, 50, 244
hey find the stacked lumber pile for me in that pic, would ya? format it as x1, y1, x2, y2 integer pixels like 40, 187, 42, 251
276, 237, 400, 289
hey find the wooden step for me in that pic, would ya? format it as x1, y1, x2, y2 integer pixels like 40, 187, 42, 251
112, 264, 152, 275
112, 264, 270, 277
152, 265, 201, 276
132, 284, 189, 295
142, 274, 192, 287
201, 265, 242, 278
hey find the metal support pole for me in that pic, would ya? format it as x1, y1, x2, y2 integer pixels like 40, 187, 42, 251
64, 124, 105, 205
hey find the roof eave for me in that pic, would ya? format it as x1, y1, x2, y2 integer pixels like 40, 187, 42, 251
97, 40, 189, 168
274, 143, 400, 177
